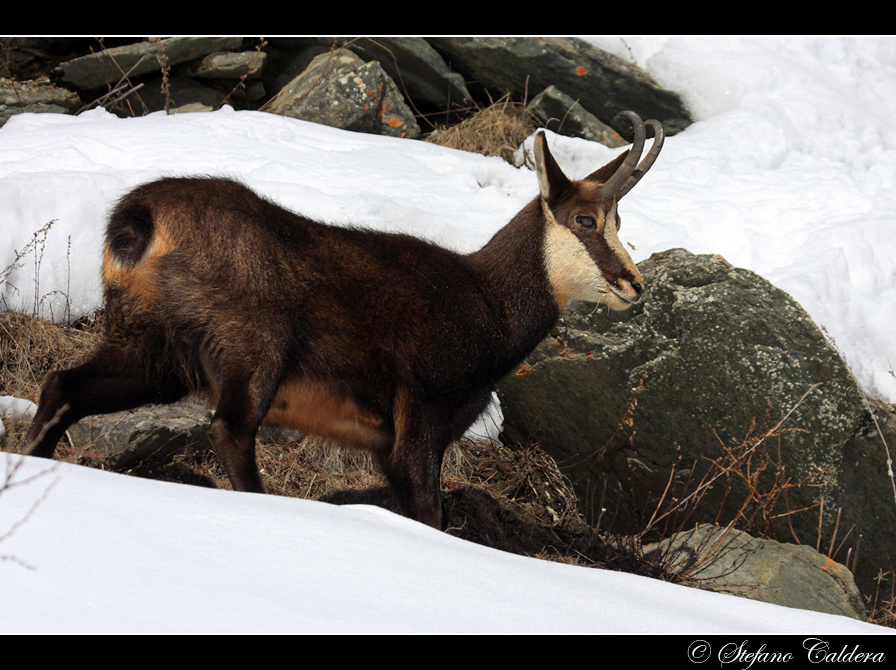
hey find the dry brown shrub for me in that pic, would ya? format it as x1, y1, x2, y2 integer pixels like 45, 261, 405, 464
867, 584, 896, 628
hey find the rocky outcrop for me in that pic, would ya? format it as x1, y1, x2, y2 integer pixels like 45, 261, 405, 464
67, 397, 213, 470
56, 37, 245, 90
1, 76, 79, 126
0, 37, 694, 141
497, 249, 892, 598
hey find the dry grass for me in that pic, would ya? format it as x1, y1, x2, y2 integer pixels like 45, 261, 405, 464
425, 95, 538, 164
0, 311, 100, 403
0, 311, 102, 460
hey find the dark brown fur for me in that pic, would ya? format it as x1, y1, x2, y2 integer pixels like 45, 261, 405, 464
25, 130, 656, 528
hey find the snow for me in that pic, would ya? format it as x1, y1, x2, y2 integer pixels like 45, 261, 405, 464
1, 36, 894, 633
0, 397, 36, 438
587, 36, 896, 402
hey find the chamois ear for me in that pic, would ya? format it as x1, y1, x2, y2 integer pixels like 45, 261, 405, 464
586, 149, 631, 185
534, 131, 572, 204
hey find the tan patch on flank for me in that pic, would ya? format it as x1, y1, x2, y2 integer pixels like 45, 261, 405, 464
264, 378, 392, 449
101, 246, 161, 302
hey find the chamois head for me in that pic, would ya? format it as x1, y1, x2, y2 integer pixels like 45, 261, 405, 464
535, 110, 664, 311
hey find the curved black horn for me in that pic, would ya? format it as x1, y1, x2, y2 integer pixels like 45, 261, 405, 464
601, 111, 665, 201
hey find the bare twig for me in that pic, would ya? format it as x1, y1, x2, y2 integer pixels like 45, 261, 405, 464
215, 38, 268, 111
642, 383, 822, 537
76, 45, 150, 115
867, 404, 896, 510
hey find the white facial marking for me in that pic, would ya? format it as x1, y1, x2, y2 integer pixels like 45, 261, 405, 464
542, 201, 605, 309
541, 200, 641, 311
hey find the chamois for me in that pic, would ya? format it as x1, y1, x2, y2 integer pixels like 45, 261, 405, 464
24, 111, 664, 529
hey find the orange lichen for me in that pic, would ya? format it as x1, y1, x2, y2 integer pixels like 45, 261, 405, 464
820, 556, 845, 574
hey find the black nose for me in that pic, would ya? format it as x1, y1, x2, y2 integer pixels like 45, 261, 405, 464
632, 282, 643, 297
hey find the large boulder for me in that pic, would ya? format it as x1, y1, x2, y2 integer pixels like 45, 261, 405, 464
835, 397, 896, 598
319, 37, 472, 112
264, 49, 420, 138
497, 249, 891, 596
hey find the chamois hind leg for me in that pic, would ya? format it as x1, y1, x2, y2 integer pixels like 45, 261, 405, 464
24, 342, 189, 458
379, 401, 452, 529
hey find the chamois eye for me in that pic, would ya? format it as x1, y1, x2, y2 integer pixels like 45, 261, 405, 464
575, 215, 596, 229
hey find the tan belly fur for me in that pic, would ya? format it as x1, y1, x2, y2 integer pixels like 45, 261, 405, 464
262, 378, 392, 449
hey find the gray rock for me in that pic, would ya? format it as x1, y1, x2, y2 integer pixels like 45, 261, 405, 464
184, 50, 267, 80
497, 249, 882, 591
321, 37, 472, 110
265, 49, 420, 138
527, 85, 627, 147
267, 45, 334, 96
133, 75, 225, 114
643, 524, 867, 620
835, 397, 896, 598
265, 38, 321, 51
426, 36, 693, 136
58, 37, 244, 90
1, 76, 79, 127
67, 396, 212, 470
